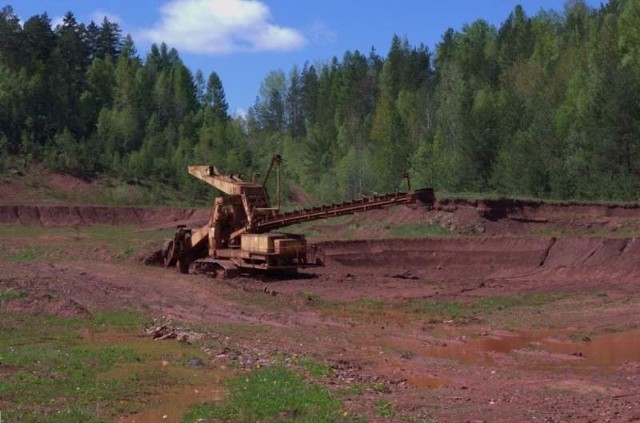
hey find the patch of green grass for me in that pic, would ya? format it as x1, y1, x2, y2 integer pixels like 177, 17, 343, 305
389, 223, 451, 238
91, 309, 150, 329
1, 313, 87, 344
353, 298, 384, 312
0, 319, 145, 421
299, 290, 324, 303
409, 300, 466, 319
4, 247, 39, 261
374, 398, 396, 418
0, 224, 172, 263
183, 366, 342, 423
298, 357, 333, 379
474, 292, 566, 314
0, 310, 217, 422
408, 293, 566, 320
0, 288, 28, 301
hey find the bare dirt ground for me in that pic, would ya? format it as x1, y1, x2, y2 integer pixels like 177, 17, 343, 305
2, 198, 640, 422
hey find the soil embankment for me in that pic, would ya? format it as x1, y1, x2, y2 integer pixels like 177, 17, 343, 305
319, 236, 640, 288
0, 204, 208, 227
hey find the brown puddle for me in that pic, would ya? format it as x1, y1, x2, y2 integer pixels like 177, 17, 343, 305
542, 331, 640, 366
120, 382, 225, 423
425, 329, 640, 367
406, 374, 448, 388
356, 328, 640, 393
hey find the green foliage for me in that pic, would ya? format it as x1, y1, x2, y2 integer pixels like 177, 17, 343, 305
183, 365, 342, 423
2, 2, 640, 203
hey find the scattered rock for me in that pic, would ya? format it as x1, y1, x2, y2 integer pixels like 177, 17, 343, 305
189, 357, 205, 369
145, 324, 204, 344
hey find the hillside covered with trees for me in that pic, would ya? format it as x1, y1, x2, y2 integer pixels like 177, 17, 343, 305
1, 0, 640, 203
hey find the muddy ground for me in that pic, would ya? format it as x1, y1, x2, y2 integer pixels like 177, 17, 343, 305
2, 199, 640, 422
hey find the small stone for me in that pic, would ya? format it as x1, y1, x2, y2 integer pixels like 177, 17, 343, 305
189, 358, 205, 369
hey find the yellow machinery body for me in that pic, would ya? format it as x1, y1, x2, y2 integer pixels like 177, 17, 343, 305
162, 155, 433, 277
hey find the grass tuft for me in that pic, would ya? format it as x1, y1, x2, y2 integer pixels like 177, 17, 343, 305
182, 365, 342, 423
91, 309, 149, 329
0, 288, 28, 301
408, 292, 566, 320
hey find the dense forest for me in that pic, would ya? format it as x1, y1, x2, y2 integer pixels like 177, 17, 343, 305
1, 0, 640, 202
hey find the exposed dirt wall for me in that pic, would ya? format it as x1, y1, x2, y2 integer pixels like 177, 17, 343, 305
437, 198, 640, 221
320, 236, 640, 282
0, 205, 209, 227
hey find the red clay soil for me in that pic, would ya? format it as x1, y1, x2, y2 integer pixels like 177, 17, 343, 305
0, 204, 209, 227
3, 198, 640, 422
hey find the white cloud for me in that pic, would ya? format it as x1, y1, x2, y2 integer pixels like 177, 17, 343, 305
90, 10, 123, 25
139, 0, 306, 55
51, 15, 64, 30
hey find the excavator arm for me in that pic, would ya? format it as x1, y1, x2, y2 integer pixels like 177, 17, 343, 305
188, 165, 249, 195
228, 189, 433, 241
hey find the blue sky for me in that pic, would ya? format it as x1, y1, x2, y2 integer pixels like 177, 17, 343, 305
13, 0, 599, 114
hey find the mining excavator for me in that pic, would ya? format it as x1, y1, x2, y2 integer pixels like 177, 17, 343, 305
162, 155, 433, 277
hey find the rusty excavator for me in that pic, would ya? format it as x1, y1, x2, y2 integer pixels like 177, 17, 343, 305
162, 155, 434, 278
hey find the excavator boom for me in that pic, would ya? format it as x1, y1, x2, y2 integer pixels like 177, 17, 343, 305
255, 191, 418, 231
228, 190, 430, 241
188, 165, 262, 195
